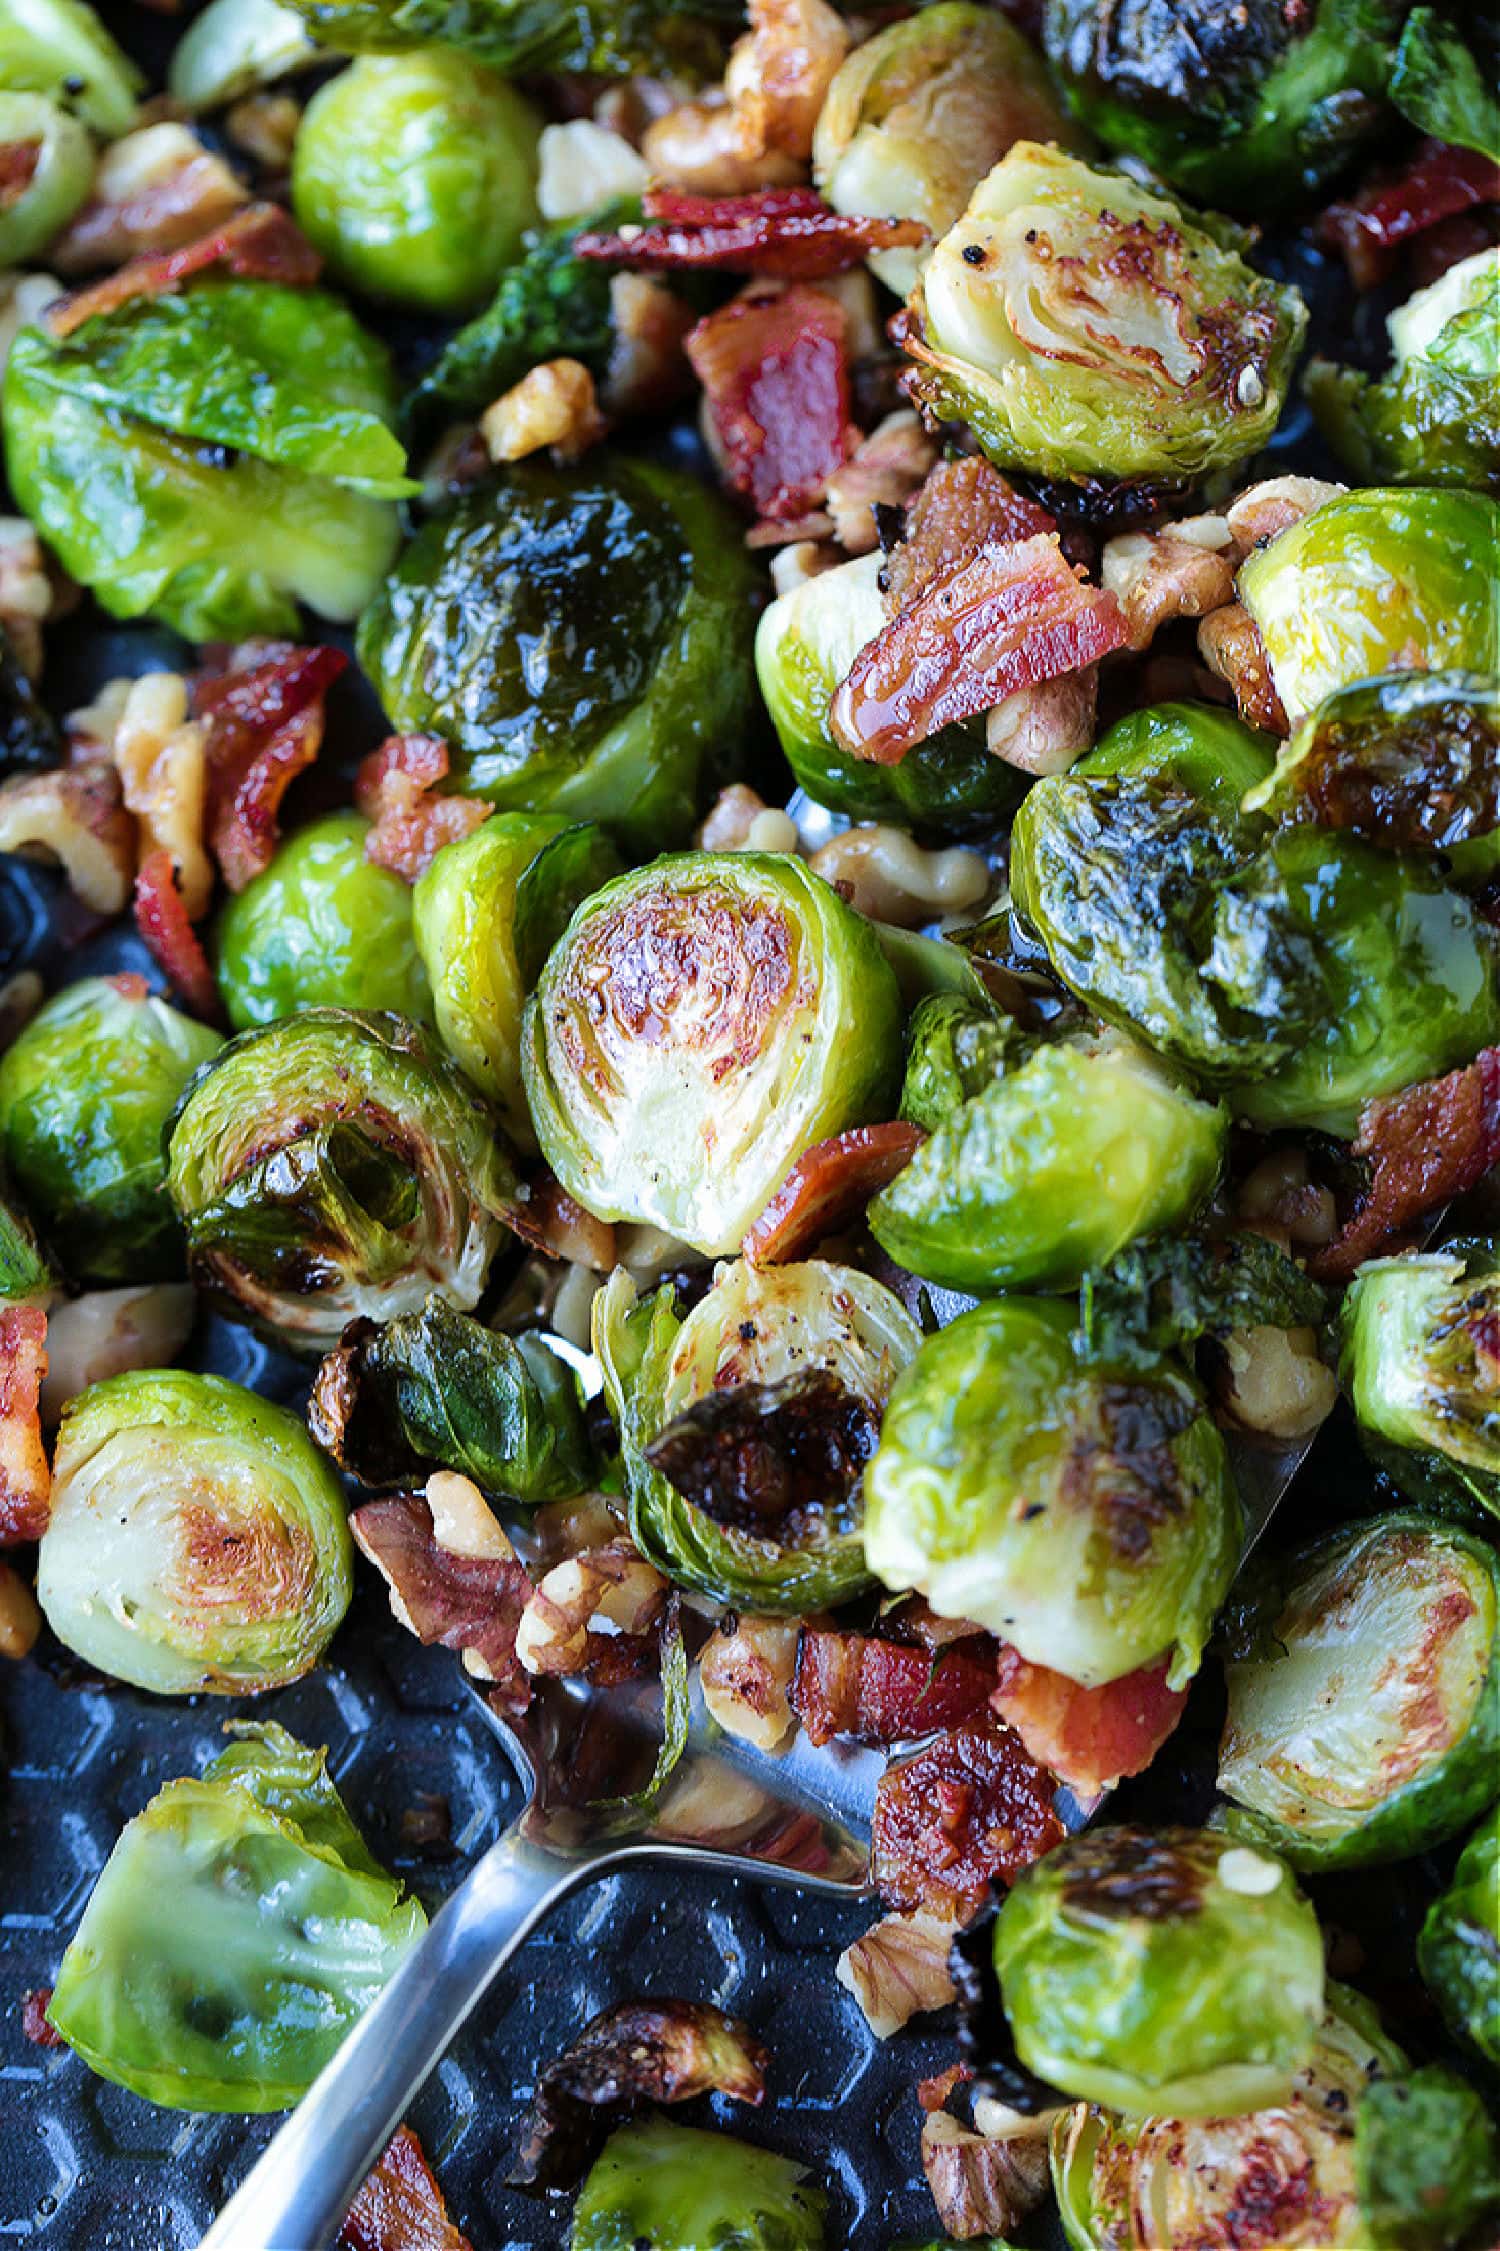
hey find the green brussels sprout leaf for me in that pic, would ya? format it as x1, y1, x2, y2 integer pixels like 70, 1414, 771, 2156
0, 1166, 54, 1302
1306, 250, 1500, 489
0, 0, 143, 135
1340, 1244, 1500, 1522
0, 91, 93, 264
570, 2115, 827, 2251
1388, 7, 1500, 160
1355, 2065, 1500, 2251
280, 0, 740, 78
1418, 1804, 1500, 2068
1077, 1230, 1327, 1375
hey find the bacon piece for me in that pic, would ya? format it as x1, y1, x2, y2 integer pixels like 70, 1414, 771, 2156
503, 1171, 616, 1272
921, 2109, 1051, 2244
883, 457, 1056, 617
578, 187, 926, 281
871, 1719, 1064, 1913
351, 1493, 534, 1718
837, 1907, 958, 2038
46, 203, 320, 338
990, 1647, 1187, 1798
133, 850, 222, 1023
1308, 1047, 1500, 1282
831, 534, 1129, 766
53, 123, 249, 275
743, 1122, 926, 1264
338, 2126, 472, 2251
21, 1991, 62, 2048
793, 1629, 996, 1747
354, 734, 491, 883
0, 1307, 49, 1547
0, 143, 41, 207
1321, 140, 1500, 289
193, 641, 346, 893
687, 283, 856, 522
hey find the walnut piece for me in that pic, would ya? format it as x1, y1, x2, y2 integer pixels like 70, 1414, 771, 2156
515, 1542, 669, 1676
480, 358, 607, 465
0, 763, 136, 914
836, 1907, 958, 2037
808, 825, 989, 926
52, 122, 248, 273
109, 671, 213, 919
699, 1615, 800, 1750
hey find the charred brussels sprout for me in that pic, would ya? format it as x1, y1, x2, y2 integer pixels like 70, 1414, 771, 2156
524, 854, 903, 1256
1355, 2066, 1500, 2251
863, 1299, 1239, 1687
291, 50, 542, 313
0, 92, 92, 265
37, 1372, 353, 1694
0, 0, 142, 135
596, 1258, 921, 1613
1218, 1512, 1500, 1870
46, 1721, 424, 2109
216, 813, 433, 1031
279, 0, 739, 78
571, 2116, 827, 2250
1340, 1246, 1500, 1522
0, 976, 222, 1285
1418, 1806, 1500, 2068
903, 143, 1306, 482
165, 1008, 515, 1353
358, 458, 758, 851
995, 1825, 1323, 2115
895, 992, 1026, 1133
1308, 249, 1500, 491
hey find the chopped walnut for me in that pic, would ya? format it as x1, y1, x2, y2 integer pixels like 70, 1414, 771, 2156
1100, 517, 1237, 653
109, 671, 213, 920
641, 94, 803, 196
836, 1907, 958, 2038
0, 518, 57, 680
985, 668, 1098, 778
697, 783, 801, 853
1214, 1324, 1339, 1443
515, 1542, 669, 1676
1198, 603, 1288, 734
1237, 1147, 1338, 1249
52, 122, 249, 273
536, 118, 651, 221
0, 1563, 41, 1661
768, 538, 840, 597
1225, 475, 1344, 553
601, 272, 694, 418
423, 1471, 516, 1564
0, 763, 136, 914
808, 825, 989, 927
530, 1489, 626, 1570
727, 0, 851, 163
39, 1284, 195, 1425
225, 93, 302, 173
699, 1615, 799, 1749
480, 358, 607, 465
920, 2109, 1051, 2243
823, 411, 937, 557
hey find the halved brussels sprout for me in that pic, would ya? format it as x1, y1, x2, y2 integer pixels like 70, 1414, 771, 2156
358, 458, 759, 853
869, 1024, 1226, 1295
0, 92, 93, 265
37, 1371, 353, 1694
279, 0, 739, 78
46, 1721, 424, 2109
1418, 1804, 1500, 2068
216, 812, 434, 1031
291, 50, 542, 313
754, 551, 1027, 834
1340, 1244, 1500, 1522
904, 142, 1307, 481
1218, 1511, 1500, 1869
1237, 488, 1500, 727
863, 1298, 1240, 1688
0, 0, 142, 135
0, 976, 223, 1285
1355, 2065, 1500, 2251
167, 0, 320, 109
524, 853, 903, 1256
166, 1007, 515, 1353
811, 3, 1084, 299
994, 1825, 1324, 2116
571, 2116, 827, 2250
412, 813, 620, 1148
1308, 248, 1500, 491
596, 1257, 922, 1613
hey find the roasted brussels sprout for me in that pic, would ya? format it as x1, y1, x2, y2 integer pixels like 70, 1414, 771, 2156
570, 2116, 827, 2250
1340, 1245, 1500, 1522
0, 976, 223, 1285
0, 1167, 54, 1302
0, 0, 142, 135
1238, 488, 1500, 728
895, 992, 1025, 1134
755, 552, 1026, 833
37, 1371, 353, 1693
903, 143, 1307, 482
1041, 0, 1400, 213
358, 458, 758, 852
165, 1008, 515, 1352
524, 853, 903, 1256
1308, 250, 1500, 491
596, 1257, 921, 1612
1218, 1512, 1500, 1869
1418, 1805, 1500, 2069
216, 813, 433, 1031
279, 0, 738, 78
167, 0, 320, 108
811, 3, 1083, 299
46, 1721, 424, 2109
994, 1825, 1324, 2115
1077, 1229, 1328, 1377
291, 50, 542, 313
863, 1299, 1240, 1687
0, 92, 92, 265
1355, 2065, 1500, 2251
412, 813, 620, 1147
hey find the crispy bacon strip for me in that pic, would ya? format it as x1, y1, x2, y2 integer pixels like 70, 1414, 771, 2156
871, 1719, 1064, 1913
830, 534, 1129, 766
793, 1628, 996, 1747
883, 458, 1056, 617
351, 1493, 533, 1718
503, 1171, 616, 1272
193, 641, 346, 893
1322, 140, 1500, 288
990, 1647, 1187, 1799
133, 851, 222, 1023
22, 1990, 61, 2047
354, 734, 491, 882
577, 187, 926, 281
0, 1306, 49, 1546
46, 203, 320, 337
1308, 1047, 1500, 1282
743, 1122, 925, 1264
338, 2127, 472, 2251
687, 283, 855, 522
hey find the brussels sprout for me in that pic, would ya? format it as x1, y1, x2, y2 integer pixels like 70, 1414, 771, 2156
166, 1008, 516, 1353
358, 458, 758, 852
1237, 488, 1500, 728
903, 143, 1307, 482
1418, 1805, 1500, 2068
0, 92, 93, 265
863, 1299, 1240, 1688
525, 853, 902, 1254
1081, 700, 1277, 817
0, 976, 223, 1285
894, 992, 1024, 1133
994, 1825, 1324, 2116
37, 1371, 353, 1694
412, 813, 620, 1147
292, 51, 542, 314
811, 3, 1084, 299
570, 2116, 827, 2251
596, 1257, 921, 1612
1340, 1246, 1500, 1522
0, 1166, 54, 1302
1077, 1229, 1327, 1376
1355, 2066, 1500, 2251
46, 1721, 424, 2109
0, 0, 141, 136
216, 813, 433, 1031
167, 0, 320, 110
1308, 250, 1500, 491
1041, 0, 1400, 213
869, 1025, 1226, 1296
1388, 7, 1500, 162
755, 552, 1027, 833
1217, 1512, 1500, 1870
280, 0, 737, 77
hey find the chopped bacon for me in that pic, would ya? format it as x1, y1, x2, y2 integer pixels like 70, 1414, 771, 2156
133, 850, 222, 1023
193, 641, 346, 893
1308, 1047, 1500, 1282
351, 1493, 534, 1718
990, 1647, 1187, 1799
46, 203, 320, 338
0, 1307, 49, 1547
687, 283, 856, 522
883, 458, 1056, 617
503, 1171, 616, 1271
21, 1991, 61, 2048
793, 1629, 996, 1747
0, 143, 41, 208
871, 1719, 1064, 1913
354, 734, 491, 882
742, 1122, 926, 1264
338, 2126, 472, 2251
831, 533, 1129, 766
578, 187, 926, 282
1321, 140, 1500, 289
